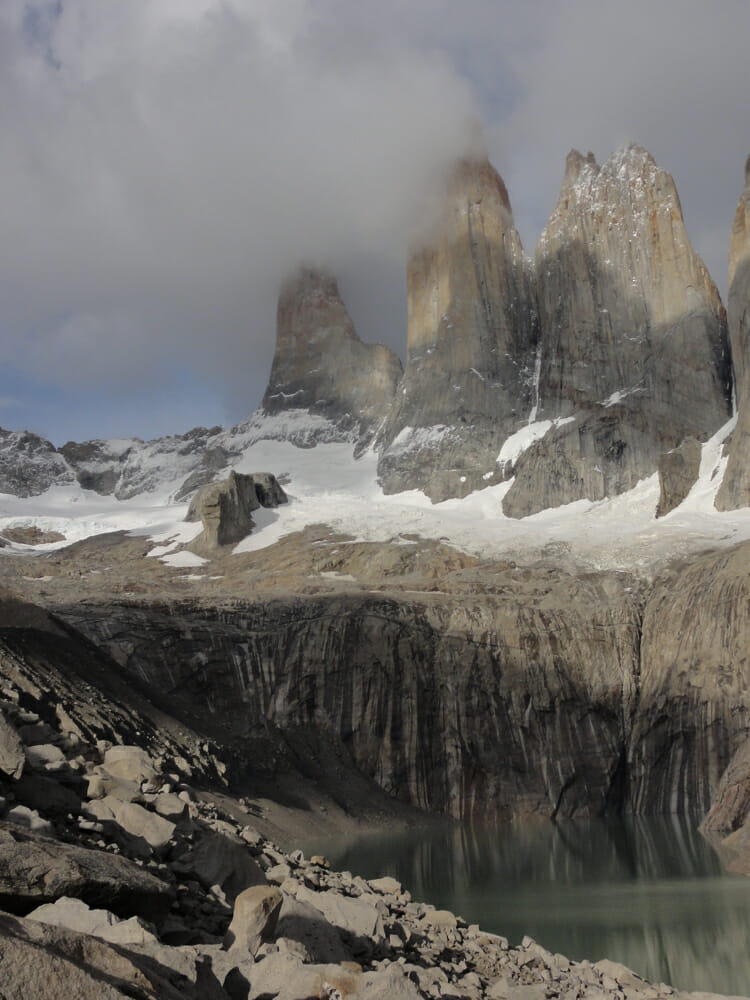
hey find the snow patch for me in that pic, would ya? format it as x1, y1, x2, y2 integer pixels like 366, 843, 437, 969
387, 425, 453, 457
497, 418, 575, 471
161, 551, 207, 568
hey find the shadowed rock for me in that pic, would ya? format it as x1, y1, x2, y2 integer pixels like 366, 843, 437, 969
0, 822, 174, 920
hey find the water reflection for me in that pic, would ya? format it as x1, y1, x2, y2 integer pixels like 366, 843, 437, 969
306, 817, 750, 996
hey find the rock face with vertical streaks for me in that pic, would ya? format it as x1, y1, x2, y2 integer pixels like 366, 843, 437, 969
261, 267, 403, 451
715, 156, 750, 510
502, 145, 732, 518
376, 156, 539, 501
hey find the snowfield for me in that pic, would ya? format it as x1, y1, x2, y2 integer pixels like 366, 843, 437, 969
1, 413, 750, 576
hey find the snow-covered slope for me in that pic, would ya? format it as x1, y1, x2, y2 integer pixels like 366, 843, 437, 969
2, 411, 750, 577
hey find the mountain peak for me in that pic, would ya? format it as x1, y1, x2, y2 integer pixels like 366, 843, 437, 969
261, 264, 402, 449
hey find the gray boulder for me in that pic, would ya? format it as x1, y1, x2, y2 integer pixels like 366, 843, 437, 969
27, 895, 158, 946
0, 709, 25, 779
274, 892, 351, 963
0, 822, 174, 921
85, 797, 176, 852
171, 829, 266, 902
186, 470, 287, 553
0, 910, 206, 1000
222, 884, 282, 955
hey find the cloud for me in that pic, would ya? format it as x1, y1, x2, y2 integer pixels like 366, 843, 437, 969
1, 0, 749, 442
0, 0, 478, 431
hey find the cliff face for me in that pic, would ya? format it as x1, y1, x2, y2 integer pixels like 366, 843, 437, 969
57, 570, 641, 823
631, 542, 750, 816
715, 157, 750, 510
376, 158, 538, 501
50, 535, 750, 826
261, 267, 403, 450
503, 146, 732, 518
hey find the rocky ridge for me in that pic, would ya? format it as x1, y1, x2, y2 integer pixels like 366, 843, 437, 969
0, 588, 742, 999
1, 150, 748, 522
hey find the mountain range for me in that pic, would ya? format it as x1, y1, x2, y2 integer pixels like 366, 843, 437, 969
2, 143, 748, 524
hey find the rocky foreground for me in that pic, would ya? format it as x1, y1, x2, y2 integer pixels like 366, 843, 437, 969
0, 590, 746, 999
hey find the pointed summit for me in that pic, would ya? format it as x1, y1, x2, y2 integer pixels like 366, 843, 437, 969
261, 266, 402, 449
376, 155, 538, 501
502, 143, 732, 518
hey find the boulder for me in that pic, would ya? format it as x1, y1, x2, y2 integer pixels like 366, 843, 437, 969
25, 743, 66, 770
0, 822, 174, 920
293, 884, 385, 951
222, 884, 282, 955
274, 892, 352, 964
656, 437, 702, 517
5, 804, 54, 835
13, 774, 82, 817
27, 895, 158, 945
0, 709, 25, 779
186, 470, 287, 553
102, 745, 159, 784
0, 910, 205, 1000
85, 797, 176, 851
171, 830, 265, 902
153, 791, 188, 821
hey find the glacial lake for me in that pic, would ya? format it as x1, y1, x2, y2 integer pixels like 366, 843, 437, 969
305, 816, 750, 996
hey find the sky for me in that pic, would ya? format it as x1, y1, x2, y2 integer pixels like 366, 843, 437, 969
1, 0, 749, 445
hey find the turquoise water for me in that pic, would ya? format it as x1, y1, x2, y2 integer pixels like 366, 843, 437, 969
305, 816, 750, 996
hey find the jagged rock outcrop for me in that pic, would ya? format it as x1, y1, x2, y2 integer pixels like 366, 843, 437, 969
715, 156, 750, 510
0, 428, 74, 497
376, 156, 539, 501
503, 145, 732, 518
656, 437, 702, 517
60, 429, 234, 501
261, 267, 403, 451
186, 471, 287, 554
0, 424, 238, 502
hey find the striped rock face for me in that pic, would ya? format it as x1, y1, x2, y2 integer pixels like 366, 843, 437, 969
716, 157, 750, 511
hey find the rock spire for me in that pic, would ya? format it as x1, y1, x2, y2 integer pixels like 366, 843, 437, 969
261, 267, 403, 450
376, 156, 539, 501
502, 144, 732, 517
